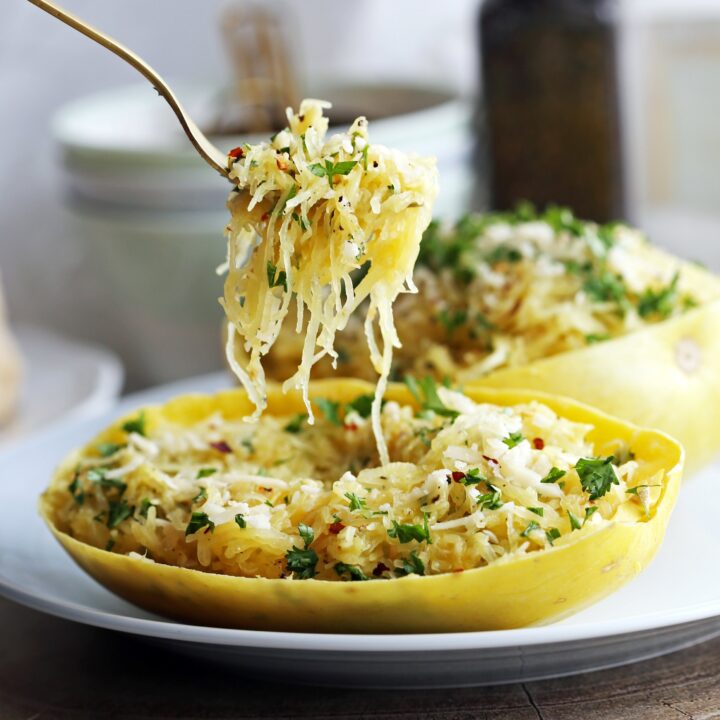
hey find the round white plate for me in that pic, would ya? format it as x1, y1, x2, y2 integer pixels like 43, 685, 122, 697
0, 325, 124, 447
1, 371, 719, 688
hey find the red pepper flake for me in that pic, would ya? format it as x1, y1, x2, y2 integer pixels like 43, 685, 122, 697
344, 422, 358, 432
483, 455, 499, 465
210, 440, 232, 454
451, 471, 466, 482
533, 437, 545, 450
329, 521, 345, 534
276, 158, 288, 171
452, 568, 465, 573
228, 146, 245, 160
262, 487, 272, 493
261, 212, 270, 222
373, 563, 390, 577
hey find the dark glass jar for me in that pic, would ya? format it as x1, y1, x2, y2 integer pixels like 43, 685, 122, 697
479, 0, 624, 222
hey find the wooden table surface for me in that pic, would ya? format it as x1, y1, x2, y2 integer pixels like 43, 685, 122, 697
1, 596, 719, 720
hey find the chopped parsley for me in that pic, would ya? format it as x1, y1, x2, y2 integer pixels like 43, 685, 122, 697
503, 431, 524, 449
388, 513, 431, 544
437, 308, 468, 336
292, 212, 310, 231
584, 506, 598, 523
192, 487, 207, 503
396, 551, 425, 577
637, 272, 679, 319
404, 376, 459, 419
285, 522, 318, 579
345, 394, 374, 418
122, 412, 146, 437
314, 398, 342, 426
568, 511, 582, 531
196, 467, 217, 480
267, 261, 287, 291
308, 159, 357, 184
626, 483, 661, 496
234, 513, 247, 529
541, 467, 566, 484
138, 498, 153, 518
485, 244, 522, 265
460, 468, 487, 485
87, 467, 126, 494
298, 522, 314, 547
529, 507, 544, 517
96, 442, 123, 457
521, 521, 540, 537
585, 333, 610, 344
546, 527, 561, 545
68, 473, 84, 505
477, 488, 503, 510
334, 562, 368, 582
583, 271, 626, 305
361, 144, 369, 170
283, 414, 307, 433
575, 456, 618, 500
185, 512, 215, 536
107, 500, 133, 529
345, 492, 367, 512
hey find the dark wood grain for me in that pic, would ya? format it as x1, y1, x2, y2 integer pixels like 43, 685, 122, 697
1, 596, 718, 720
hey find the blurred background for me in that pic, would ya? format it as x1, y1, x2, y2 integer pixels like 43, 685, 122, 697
1, 0, 720, 401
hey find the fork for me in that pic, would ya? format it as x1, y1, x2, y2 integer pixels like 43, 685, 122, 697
28, 0, 231, 179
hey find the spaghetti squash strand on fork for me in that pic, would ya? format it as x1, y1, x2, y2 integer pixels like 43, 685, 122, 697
222, 99, 438, 464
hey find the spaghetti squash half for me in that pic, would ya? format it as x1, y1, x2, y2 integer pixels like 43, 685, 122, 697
41, 380, 682, 632
254, 207, 720, 471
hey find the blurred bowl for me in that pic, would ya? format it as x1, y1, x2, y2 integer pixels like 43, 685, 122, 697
53, 82, 473, 387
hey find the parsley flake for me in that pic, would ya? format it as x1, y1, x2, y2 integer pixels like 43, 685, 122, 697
388, 514, 432, 544
541, 467, 566, 484
122, 412, 146, 437
396, 551, 425, 577
267, 261, 287, 291
575, 456, 618, 500
107, 500, 133, 529
185, 512, 215, 536
345, 394, 374, 419
334, 562, 368, 582
404, 376, 459, 419
315, 398, 342, 426
503, 431, 524, 449
345, 492, 367, 512
96, 442, 123, 457
284, 414, 307, 433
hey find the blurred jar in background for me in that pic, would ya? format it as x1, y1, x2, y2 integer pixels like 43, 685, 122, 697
479, 0, 625, 222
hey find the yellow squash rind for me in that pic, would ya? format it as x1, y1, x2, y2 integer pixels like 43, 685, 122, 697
41, 381, 683, 633
471, 299, 720, 474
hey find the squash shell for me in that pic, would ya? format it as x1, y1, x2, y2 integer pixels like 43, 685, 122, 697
40, 381, 683, 633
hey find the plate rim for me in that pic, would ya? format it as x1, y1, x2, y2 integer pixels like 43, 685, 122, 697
1, 370, 719, 654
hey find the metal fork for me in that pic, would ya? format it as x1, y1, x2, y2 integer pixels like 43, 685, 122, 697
28, 0, 231, 179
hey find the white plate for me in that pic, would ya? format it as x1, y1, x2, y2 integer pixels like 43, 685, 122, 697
0, 325, 124, 447
1, 371, 719, 688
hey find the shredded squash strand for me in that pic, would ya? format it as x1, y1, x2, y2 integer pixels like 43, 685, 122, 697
222, 100, 438, 463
